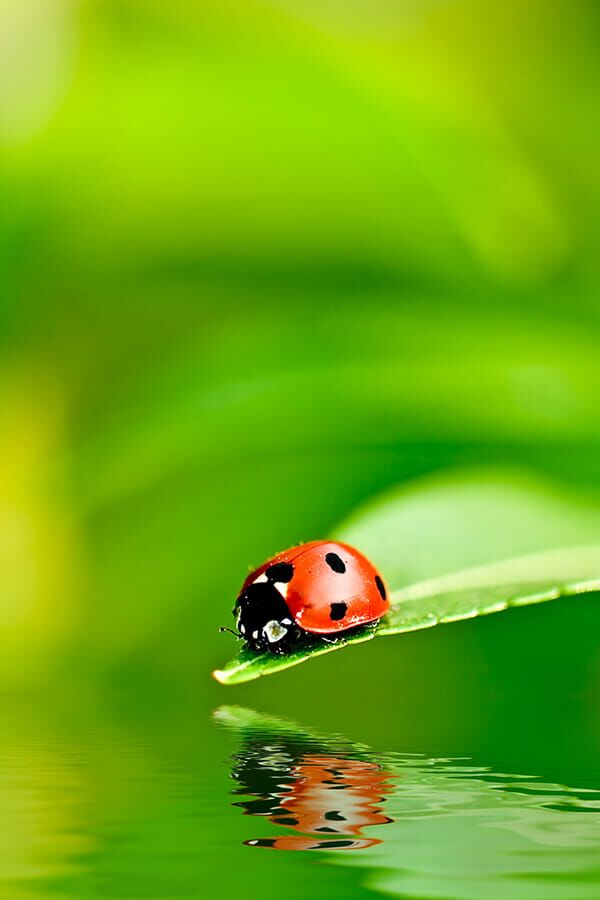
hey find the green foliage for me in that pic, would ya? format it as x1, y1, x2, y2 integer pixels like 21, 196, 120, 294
2, 0, 600, 693
214, 470, 600, 683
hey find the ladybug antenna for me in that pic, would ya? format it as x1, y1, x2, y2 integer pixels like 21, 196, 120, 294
219, 626, 241, 639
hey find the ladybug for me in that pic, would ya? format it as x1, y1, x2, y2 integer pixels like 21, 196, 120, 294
222, 541, 389, 655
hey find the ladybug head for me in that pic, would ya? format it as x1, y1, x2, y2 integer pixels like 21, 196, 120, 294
225, 564, 301, 655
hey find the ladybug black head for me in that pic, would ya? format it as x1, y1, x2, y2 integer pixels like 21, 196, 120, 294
232, 571, 300, 655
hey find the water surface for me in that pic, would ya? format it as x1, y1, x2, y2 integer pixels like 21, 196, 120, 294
0, 697, 599, 900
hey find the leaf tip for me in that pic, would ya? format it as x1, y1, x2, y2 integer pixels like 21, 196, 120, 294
212, 668, 230, 685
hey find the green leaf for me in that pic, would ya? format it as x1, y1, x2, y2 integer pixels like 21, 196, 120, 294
213, 469, 600, 685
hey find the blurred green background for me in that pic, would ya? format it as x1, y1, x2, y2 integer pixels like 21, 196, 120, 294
3, 4, 600, 897
1, 0, 600, 728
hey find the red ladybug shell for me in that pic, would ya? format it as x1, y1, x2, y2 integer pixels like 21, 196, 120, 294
242, 541, 389, 634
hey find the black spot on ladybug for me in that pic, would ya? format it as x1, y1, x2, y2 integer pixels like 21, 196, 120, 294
324, 810, 346, 821
375, 575, 386, 600
325, 552, 346, 573
329, 602, 347, 621
316, 826, 338, 833
277, 817, 299, 826
266, 562, 294, 583
246, 838, 276, 848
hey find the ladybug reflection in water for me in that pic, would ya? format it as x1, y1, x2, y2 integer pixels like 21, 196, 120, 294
231, 736, 394, 851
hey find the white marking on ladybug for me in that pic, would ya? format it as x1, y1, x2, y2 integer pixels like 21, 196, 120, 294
263, 620, 288, 643
247, 840, 258, 845
274, 582, 289, 600
253, 573, 268, 584
252, 630, 259, 640
281, 618, 292, 625
240, 624, 246, 634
